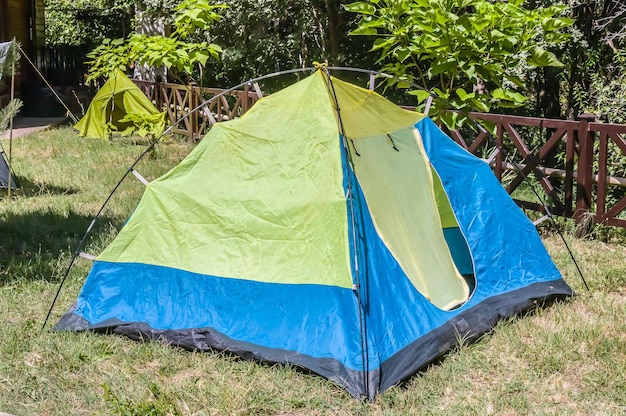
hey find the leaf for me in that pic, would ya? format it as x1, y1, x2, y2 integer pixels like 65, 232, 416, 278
430, 60, 457, 76
491, 88, 525, 103
544, 32, 571, 44
371, 37, 396, 52
343, 2, 377, 15
503, 73, 525, 87
408, 89, 432, 104
470, 97, 490, 112
432, 88, 449, 100
193, 51, 210, 66
438, 111, 460, 130
350, 26, 378, 36
208, 43, 222, 53
455, 88, 476, 101
395, 47, 411, 62
469, 17, 490, 32
528, 48, 564, 67
542, 17, 573, 31
490, 29, 506, 41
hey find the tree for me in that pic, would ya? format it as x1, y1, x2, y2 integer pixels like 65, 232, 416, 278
205, 0, 376, 87
345, 0, 573, 127
565, 0, 626, 119
45, 0, 376, 88
44, 0, 135, 48
516, 0, 626, 120
84, 0, 224, 84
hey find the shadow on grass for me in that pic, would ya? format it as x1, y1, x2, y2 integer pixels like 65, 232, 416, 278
0, 208, 120, 286
5, 176, 80, 197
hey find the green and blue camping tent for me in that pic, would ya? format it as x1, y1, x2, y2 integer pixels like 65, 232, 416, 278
75, 69, 165, 140
56, 69, 573, 400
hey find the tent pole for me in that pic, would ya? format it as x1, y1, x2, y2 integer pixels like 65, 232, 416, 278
7, 42, 15, 201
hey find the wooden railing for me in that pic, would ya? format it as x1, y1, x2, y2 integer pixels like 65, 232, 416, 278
449, 112, 626, 229
133, 79, 626, 229
590, 121, 626, 228
133, 80, 261, 140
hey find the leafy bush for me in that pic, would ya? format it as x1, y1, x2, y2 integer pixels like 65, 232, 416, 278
573, 49, 626, 223
345, 0, 573, 128
85, 0, 224, 83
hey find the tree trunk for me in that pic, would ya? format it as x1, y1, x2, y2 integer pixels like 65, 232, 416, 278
325, 0, 342, 64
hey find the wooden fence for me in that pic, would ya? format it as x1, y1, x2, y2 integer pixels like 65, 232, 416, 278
132, 80, 261, 141
448, 112, 626, 229
133, 79, 626, 229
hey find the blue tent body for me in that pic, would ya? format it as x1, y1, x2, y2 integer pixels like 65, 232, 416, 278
56, 71, 573, 400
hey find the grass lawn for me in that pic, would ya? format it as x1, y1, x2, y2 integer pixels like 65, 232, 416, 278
0, 127, 624, 415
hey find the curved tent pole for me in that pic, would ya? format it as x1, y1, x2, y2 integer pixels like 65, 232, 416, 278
42, 65, 588, 331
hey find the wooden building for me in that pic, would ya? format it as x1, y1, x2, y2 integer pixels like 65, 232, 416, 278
0, 0, 45, 105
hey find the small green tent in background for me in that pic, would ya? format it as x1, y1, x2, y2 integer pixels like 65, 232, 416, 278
75, 70, 165, 139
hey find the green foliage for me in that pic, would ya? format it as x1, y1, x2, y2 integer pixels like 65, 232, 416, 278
44, 0, 134, 47
203, 0, 377, 88
0, 41, 22, 131
0, 99, 23, 133
46, 0, 376, 88
172, 0, 225, 38
0, 40, 19, 80
85, 0, 224, 83
345, 0, 573, 128
572, 49, 626, 222
108, 111, 164, 139
574, 49, 626, 124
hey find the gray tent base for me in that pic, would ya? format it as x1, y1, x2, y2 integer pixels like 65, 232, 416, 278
54, 279, 573, 400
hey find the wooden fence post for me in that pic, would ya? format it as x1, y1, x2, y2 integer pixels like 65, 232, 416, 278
190, 82, 199, 140
575, 113, 596, 231
242, 83, 250, 114
154, 79, 161, 111
495, 119, 503, 180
